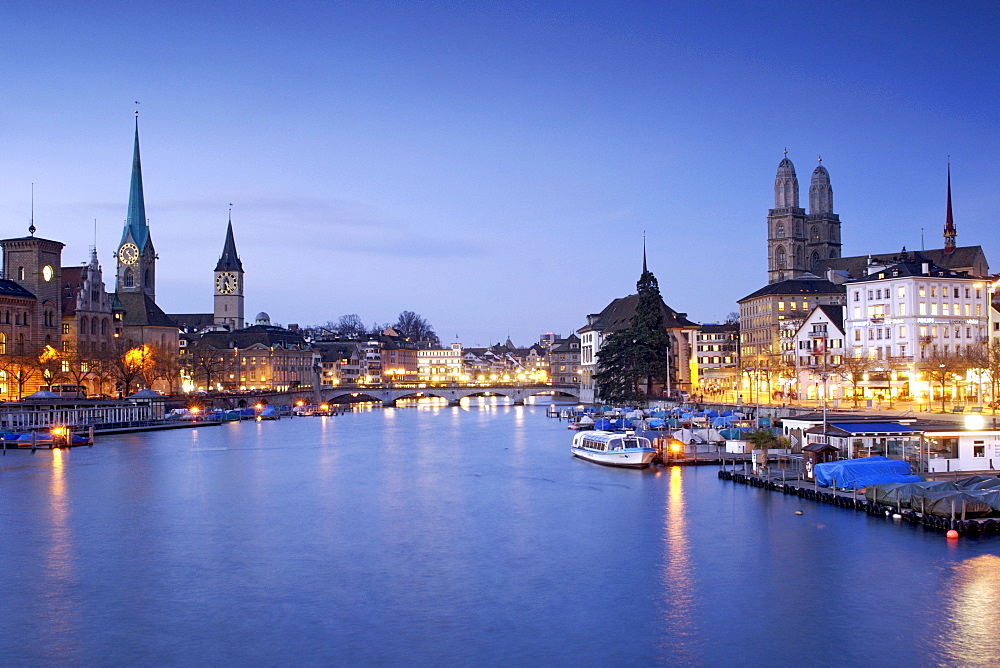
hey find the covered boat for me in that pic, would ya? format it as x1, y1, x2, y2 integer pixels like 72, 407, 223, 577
571, 430, 656, 468
814, 456, 915, 489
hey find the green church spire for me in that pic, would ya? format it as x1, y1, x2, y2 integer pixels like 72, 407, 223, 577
121, 116, 150, 251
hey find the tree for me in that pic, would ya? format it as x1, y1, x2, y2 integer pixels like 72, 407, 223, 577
61, 343, 98, 394
335, 314, 368, 339
833, 349, 878, 407
919, 348, 969, 412
594, 265, 671, 405
393, 311, 439, 344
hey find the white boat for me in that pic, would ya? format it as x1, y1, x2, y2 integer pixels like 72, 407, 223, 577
570, 430, 657, 468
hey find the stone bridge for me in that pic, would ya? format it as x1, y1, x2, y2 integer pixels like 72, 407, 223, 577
207, 383, 581, 408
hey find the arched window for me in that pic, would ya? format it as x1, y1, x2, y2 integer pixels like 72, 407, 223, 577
776, 223, 784, 237
811, 251, 820, 271
124, 270, 134, 288
80, 316, 89, 337
91, 318, 98, 335
101, 319, 108, 336
776, 246, 786, 268
811, 226, 820, 242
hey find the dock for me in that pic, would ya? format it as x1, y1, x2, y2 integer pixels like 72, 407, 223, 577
717, 467, 1000, 538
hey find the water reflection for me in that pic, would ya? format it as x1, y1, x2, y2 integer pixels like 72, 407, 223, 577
660, 466, 700, 661
938, 554, 1000, 665
43, 448, 79, 658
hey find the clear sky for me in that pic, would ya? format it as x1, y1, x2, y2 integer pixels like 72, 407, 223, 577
2, 1, 997, 347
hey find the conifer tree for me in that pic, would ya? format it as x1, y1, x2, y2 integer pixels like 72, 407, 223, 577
594, 262, 672, 405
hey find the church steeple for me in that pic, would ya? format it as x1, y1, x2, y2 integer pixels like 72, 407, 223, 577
214, 211, 245, 330
215, 214, 243, 272
121, 116, 150, 252
809, 157, 833, 214
116, 114, 157, 299
944, 161, 956, 254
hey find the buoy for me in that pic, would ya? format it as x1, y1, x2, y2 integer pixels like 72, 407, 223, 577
795, 510, 803, 515
946, 529, 959, 539
892, 513, 902, 520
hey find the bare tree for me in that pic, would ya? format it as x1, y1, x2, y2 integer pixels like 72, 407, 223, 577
833, 349, 878, 407
918, 348, 970, 412
335, 314, 367, 339
393, 311, 439, 344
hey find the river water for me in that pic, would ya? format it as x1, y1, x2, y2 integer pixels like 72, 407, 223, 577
2, 400, 999, 666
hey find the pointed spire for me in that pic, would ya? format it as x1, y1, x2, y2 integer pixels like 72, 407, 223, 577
943, 159, 956, 254
215, 212, 244, 272
642, 232, 648, 274
28, 183, 36, 236
121, 115, 150, 251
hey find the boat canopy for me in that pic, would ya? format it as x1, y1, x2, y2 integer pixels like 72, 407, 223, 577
813, 456, 913, 489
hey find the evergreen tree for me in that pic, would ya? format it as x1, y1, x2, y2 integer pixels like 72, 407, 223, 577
594, 263, 672, 405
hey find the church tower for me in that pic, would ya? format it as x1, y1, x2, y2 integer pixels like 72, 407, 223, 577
943, 162, 957, 254
213, 215, 245, 330
767, 152, 807, 283
805, 158, 841, 272
116, 115, 157, 300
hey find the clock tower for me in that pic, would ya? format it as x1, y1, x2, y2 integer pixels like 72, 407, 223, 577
116, 116, 157, 299
213, 216, 244, 330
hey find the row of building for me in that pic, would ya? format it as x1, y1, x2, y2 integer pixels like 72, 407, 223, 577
576, 155, 999, 408
0, 123, 995, 406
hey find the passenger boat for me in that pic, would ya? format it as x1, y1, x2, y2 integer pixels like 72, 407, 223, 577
570, 430, 656, 468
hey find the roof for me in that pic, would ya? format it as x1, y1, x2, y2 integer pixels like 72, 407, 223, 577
818, 246, 988, 281
170, 313, 216, 332
808, 422, 917, 435
739, 276, 845, 302
60, 266, 85, 316
214, 219, 243, 272
579, 293, 698, 334
848, 258, 969, 284
190, 324, 313, 351
0, 278, 36, 300
812, 304, 844, 332
116, 291, 176, 328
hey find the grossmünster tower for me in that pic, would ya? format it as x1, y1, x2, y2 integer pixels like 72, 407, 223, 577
766, 153, 842, 283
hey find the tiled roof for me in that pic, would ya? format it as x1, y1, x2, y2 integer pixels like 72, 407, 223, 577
580, 293, 699, 334
739, 276, 845, 302
116, 291, 177, 328
0, 278, 35, 299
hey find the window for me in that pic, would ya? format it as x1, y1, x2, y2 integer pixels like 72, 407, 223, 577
853, 291, 860, 302
897, 286, 905, 298
973, 444, 985, 458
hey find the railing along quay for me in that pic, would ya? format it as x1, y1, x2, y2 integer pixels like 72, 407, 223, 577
717, 467, 1000, 538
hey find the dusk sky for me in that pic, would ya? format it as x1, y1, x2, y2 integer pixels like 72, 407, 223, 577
2, 2, 997, 347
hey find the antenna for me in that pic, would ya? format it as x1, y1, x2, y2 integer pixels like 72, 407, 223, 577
28, 183, 36, 236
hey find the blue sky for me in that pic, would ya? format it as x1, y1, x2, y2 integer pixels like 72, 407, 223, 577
1, 1, 997, 346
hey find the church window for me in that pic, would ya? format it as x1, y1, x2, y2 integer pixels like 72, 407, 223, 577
124, 270, 134, 288
776, 223, 784, 237
81, 317, 88, 335
776, 247, 786, 268
811, 251, 819, 271
811, 226, 820, 242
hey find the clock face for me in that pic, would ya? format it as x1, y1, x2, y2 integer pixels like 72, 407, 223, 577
119, 242, 139, 265
42, 265, 53, 282
216, 272, 238, 294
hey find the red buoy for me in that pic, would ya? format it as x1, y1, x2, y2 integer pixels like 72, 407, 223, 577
946, 529, 959, 539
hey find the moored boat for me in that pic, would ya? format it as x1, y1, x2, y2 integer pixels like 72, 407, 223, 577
570, 430, 656, 468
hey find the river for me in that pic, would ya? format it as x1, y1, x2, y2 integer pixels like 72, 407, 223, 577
2, 400, 999, 665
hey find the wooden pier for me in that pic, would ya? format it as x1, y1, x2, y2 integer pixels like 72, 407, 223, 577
717, 467, 1000, 538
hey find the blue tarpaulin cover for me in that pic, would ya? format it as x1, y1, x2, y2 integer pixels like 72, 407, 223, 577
814, 457, 912, 489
